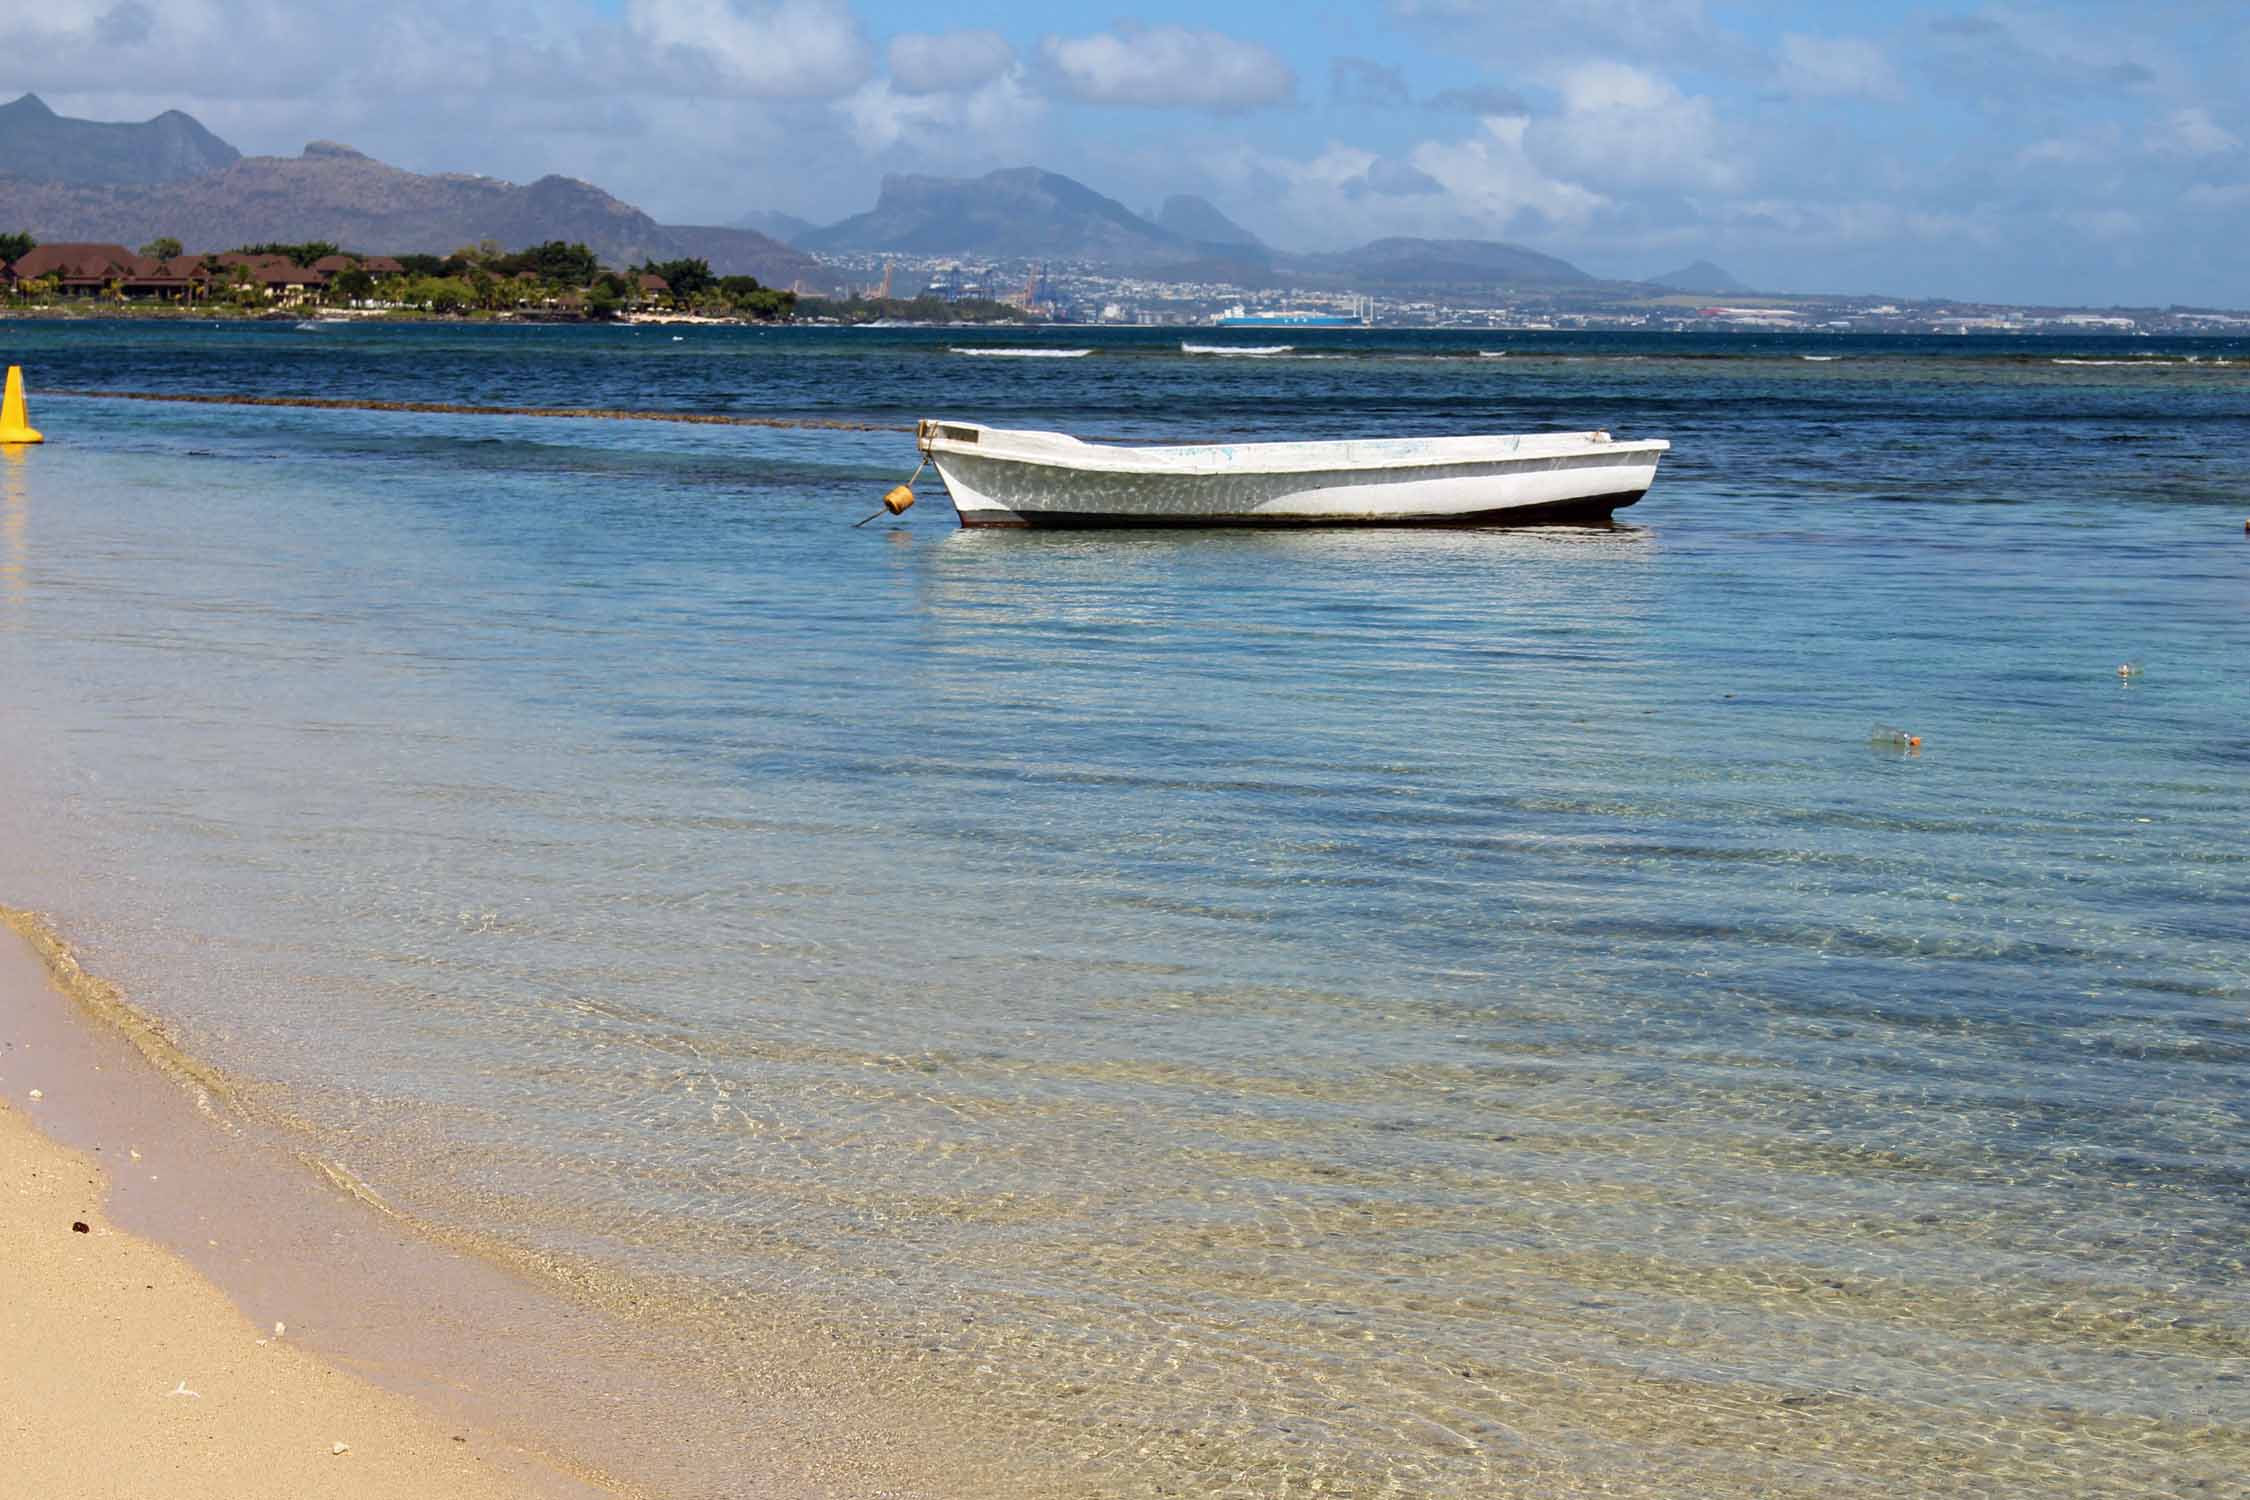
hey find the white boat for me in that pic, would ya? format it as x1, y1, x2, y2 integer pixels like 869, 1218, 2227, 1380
915, 421, 1669, 529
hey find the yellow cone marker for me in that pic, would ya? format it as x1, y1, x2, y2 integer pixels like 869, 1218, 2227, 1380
0, 366, 42, 444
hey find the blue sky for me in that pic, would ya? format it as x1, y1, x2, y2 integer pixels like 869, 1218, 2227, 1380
10, 2, 2249, 305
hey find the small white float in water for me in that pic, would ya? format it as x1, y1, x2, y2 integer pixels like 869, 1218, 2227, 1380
913, 420, 1669, 529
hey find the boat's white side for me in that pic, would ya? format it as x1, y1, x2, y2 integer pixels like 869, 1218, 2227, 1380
915, 421, 1668, 529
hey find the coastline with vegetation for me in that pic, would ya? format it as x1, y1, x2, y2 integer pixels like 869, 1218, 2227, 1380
1, 233, 798, 324
4, 231, 1038, 327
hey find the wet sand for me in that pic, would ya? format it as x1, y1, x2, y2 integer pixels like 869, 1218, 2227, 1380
1, 1096, 590, 1498
0, 1097, 607, 1493
0, 916, 1017, 1500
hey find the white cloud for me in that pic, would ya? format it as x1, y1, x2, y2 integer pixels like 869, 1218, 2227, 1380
1040, 26, 1295, 111
887, 30, 1015, 97
840, 68, 1044, 156
1704, 196, 2003, 253
1386, 0, 1745, 71
14, 2, 108, 45
2147, 107, 2240, 158
1917, 7, 2183, 104
1412, 115, 1606, 231
1196, 109, 1607, 252
2016, 132, 2114, 169
1776, 34, 1903, 102
624, 0, 870, 99
1531, 62, 1740, 193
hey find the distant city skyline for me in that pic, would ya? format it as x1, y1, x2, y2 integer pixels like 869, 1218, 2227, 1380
8, 2, 2245, 307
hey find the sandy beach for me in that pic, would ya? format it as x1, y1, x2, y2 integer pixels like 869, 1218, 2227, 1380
0, 911, 1027, 1500
1, 1092, 599, 1499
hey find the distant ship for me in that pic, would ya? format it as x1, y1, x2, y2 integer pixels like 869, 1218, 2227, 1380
1213, 301, 1370, 329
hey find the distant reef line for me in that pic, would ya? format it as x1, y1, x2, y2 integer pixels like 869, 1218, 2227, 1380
50, 388, 911, 433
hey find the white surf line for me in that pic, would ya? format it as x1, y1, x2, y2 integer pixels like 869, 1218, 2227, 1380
1180, 343, 1295, 356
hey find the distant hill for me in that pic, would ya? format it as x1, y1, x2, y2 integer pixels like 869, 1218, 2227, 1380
801, 172, 1592, 289
805, 168, 1207, 264
0, 93, 239, 187
0, 138, 831, 289
1156, 194, 1264, 251
658, 224, 832, 283
1289, 237, 1592, 290
735, 209, 819, 245
1649, 259, 1747, 294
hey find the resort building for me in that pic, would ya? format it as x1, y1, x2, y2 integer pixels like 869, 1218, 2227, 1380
2, 245, 405, 304
3, 243, 215, 300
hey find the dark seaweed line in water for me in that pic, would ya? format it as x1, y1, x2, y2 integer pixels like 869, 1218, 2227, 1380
55, 389, 911, 434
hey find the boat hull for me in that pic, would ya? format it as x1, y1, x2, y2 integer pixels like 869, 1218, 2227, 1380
919, 423, 1667, 530
946, 487, 1649, 529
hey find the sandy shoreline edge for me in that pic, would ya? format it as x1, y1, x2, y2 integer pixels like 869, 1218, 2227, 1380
0, 910, 616, 1498
0, 1094, 594, 1498
0, 911, 1009, 1500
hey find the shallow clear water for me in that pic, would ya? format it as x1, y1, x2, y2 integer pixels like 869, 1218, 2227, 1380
1, 322, 2246, 1496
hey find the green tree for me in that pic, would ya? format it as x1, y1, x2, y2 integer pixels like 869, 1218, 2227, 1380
425, 277, 474, 314
449, 239, 505, 267
478, 269, 521, 312
742, 288, 795, 321
0, 230, 34, 265
712, 274, 793, 322
493, 241, 601, 285
139, 236, 183, 260
639, 257, 714, 300
330, 267, 374, 304
235, 241, 340, 267
222, 266, 264, 307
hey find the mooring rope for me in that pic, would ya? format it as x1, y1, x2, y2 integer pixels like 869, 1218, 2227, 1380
51, 388, 912, 433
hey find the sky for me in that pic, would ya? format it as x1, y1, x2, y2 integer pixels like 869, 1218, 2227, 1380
8, 2, 2249, 306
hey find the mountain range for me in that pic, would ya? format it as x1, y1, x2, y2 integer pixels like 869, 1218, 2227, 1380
0, 93, 238, 187
785, 167, 1603, 291
0, 97, 826, 289
799, 168, 1240, 265
1155, 195, 1265, 251
3, 95, 1747, 298
1648, 259, 1749, 295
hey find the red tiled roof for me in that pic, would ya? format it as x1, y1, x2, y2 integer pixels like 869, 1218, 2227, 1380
1, 245, 212, 289
8, 243, 137, 280
637, 273, 669, 292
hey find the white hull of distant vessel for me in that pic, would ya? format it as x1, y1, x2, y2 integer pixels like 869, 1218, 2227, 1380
915, 421, 1668, 529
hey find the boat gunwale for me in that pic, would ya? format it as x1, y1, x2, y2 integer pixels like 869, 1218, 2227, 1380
918, 421, 1669, 479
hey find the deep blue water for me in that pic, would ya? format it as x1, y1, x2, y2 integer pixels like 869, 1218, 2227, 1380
0, 319, 2244, 1498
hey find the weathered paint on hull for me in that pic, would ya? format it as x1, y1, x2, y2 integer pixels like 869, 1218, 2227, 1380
932, 451, 1663, 530
916, 420, 1670, 531
955, 489, 1648, 528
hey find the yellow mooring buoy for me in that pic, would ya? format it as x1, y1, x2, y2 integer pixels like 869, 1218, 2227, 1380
0, 367, 42, 445
854, 459, 927, 527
